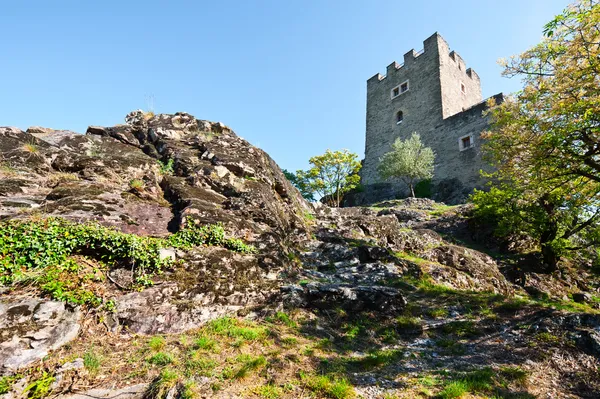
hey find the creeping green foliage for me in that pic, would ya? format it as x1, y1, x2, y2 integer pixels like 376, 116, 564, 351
23, 372, 55, 399
0, 375, 19, 395
0, 217, 256, 306
158, 158, 175, 175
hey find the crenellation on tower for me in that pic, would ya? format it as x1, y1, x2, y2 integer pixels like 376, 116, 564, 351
367, 73, 385, 86
386, 61, 403, 75
466, 68, 479, 81
360, 33, 503, 205
403, 49, 419, 65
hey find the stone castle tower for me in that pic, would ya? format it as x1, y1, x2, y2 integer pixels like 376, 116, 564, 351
359, 32, 502, 204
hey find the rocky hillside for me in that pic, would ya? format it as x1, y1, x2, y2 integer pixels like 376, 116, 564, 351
1, 112, 599, 399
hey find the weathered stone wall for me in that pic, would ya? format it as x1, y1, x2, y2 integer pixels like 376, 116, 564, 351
361, 33, 500, 204
429, 94, 502, 188
362, 33, 445, 187
439, 47, 483, 119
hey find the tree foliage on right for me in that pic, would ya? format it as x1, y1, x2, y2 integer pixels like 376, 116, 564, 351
377, 133, 435, 198
471, 0, 600, 272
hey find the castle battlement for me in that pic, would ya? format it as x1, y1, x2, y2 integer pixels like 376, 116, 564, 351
367, 33, 480, 88
360, 33, 497, 205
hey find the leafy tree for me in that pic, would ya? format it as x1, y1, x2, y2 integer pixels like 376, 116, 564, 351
282, 169, 315, 202
472, 0, 600, 271
294, 149, 361, 207
377, 133, 435, 198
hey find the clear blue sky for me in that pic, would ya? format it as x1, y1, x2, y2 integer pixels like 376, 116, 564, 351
1, 0, 570, 172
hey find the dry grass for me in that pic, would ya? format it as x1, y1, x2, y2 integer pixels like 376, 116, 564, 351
0, 162, 17, 177
46, 172, 79, 186
22, 143, 39, 154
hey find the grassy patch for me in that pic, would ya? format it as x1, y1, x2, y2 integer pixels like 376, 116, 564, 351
300, 372, 355, 399
184, 354, 217, 377
193, 335, 218, 351
148, 336, 166, 351
438, 368, 493, 398
394, 252, 431, 266
129, 178, 145, 191
441, 321, 480, 338
148, 368, 180, 399
209, 317, 268, 344
254, 384, 283, 398
534, 332, 561, 344
499, 366, 529, 386
428, 204, 459, 217
435, 338, 466, 355
147, 352, 175, 366
435, 367, 534, 399
223, 354, 267, 380
427, 307, 449, 319
83, 350, 101, 373
396, 315, 423, 333
22, 142, 39, 154
267, 311, 298, 328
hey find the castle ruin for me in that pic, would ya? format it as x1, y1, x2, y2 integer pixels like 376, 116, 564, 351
358, 33, 503, 204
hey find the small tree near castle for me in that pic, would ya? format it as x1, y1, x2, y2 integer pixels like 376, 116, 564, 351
377, 133, 435, 198
289, 149, 361, 207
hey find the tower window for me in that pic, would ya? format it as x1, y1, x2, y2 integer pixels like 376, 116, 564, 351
459, 134, 473, 151
461, 82, 466, 94
396, 111, 404, 124
390, 80, 410, 99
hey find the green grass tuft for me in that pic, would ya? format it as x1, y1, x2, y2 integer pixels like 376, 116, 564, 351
83, 350, 101, 373
300, 372, 355, 399
148, 336, 166, 351
147, 352, 175, 366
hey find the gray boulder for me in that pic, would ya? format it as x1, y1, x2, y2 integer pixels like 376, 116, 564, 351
0, 297, 81, 375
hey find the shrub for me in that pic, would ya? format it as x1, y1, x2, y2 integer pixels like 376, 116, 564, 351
414, 179, 432, 198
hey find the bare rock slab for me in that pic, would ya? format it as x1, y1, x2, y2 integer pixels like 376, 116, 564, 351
56, 383, 148, 399
0, 297, 81, 375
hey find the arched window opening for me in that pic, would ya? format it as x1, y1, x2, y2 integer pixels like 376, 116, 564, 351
396, 110, 404, 124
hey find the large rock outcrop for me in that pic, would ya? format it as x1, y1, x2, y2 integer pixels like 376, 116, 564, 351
0, 111, 312, 340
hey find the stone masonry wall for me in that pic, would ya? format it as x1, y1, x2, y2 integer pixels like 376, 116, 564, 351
362, 34, 446, 187
360, 32, 500, 204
